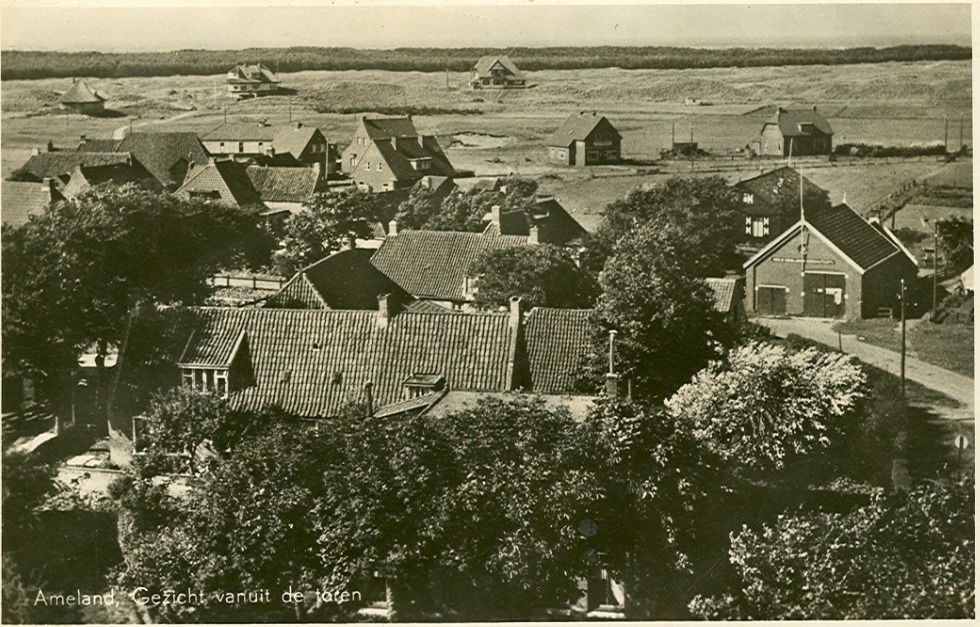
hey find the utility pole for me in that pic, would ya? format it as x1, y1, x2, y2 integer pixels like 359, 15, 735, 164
944, 116, 949, 154
689, 123, 694, 172
900, 278, 907, 400
959, 118, 964, 152
289, 98, 293, 124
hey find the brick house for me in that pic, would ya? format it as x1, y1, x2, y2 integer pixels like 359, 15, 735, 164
759, 106, 834, 157
547, 112, 622, 166
744, 203, 918, 319
470, 55, 526, 89
733, 166, 830, 250
341, 116, 455, 193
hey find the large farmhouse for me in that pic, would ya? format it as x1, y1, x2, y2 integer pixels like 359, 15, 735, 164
470, 55, 526, 89
226, 63, 282, 98
546, 112, 622, 166
744, 202, 917, 319
341, 115, 455, 193
759, 106, 834, 157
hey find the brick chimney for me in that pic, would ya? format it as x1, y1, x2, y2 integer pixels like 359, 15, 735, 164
388, 219, 398, 236
377, 293, 394, 329
528, 225, 540, 245
508, 296, 522, 331
490, 205, 501, 226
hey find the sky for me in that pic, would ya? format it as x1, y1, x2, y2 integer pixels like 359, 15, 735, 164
0, 2, 972, 52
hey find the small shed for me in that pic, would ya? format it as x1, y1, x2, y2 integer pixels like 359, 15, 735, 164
58, 80, 105, 115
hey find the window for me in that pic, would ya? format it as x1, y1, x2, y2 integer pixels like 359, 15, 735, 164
749, 217, 770, 238
238, 142, 244, 153
365, 161, 371, 169
181, 367, 230, 397
742, 192, 754, 204
377, 162, 382, 171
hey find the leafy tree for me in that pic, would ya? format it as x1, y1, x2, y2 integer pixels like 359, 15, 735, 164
272, 188, 383, 276
581, 398, 719, 619
1, 184, 266, 392
394, 176, 539, 233
936, 216, 972, 275
469, 244, 596, 310
580, 224, 734, 400
666, 341, 867, 473
584, 176, 743, 279
689, 479, 975, 620
393, 182, 445, 230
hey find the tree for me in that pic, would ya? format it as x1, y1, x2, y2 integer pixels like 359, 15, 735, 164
584, 176, 743, 279
580, 224, 734, 400
936, 216, 972, 275
272, 188, 382, 276
394, 176, 540, 234
666, 341, 867, 473
2, 184, 266, 391
469, 244, 596, 310
393, 182, 445, 230
689, 479, 975, 620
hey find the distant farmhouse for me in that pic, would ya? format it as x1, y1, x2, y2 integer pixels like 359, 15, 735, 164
201, 122, 337, 175
470, 55, 527, 89
341, 115, 455, 193
546, 112, 622, 166
759, 106, 834, 157
58, 79, 106, 115
743, 202, 917, 319
226, 63, 282, 99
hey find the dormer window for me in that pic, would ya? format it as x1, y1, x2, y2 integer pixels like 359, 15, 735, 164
742, 192, 754, 204
402, 373, 445, 399
408, 157, 432, 171
181, 367, 229, 397
177, 329, 249, 399
798, 123, 814, 133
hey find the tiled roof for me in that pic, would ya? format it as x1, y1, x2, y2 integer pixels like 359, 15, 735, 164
1, 181, 53, 227
425, 391, 595, 423
115, 132, 210, 188
373, 390, 447, 418
266, 249, 414, 311
272, 125, 321, 159
805, 203, 901, 270
17, 152, 132, 181
59, 80, 105, 104
202, 123, 277, 142
734, 166, 827, 218
705, 278, 738, 314
245, 166, 318, 203
498, 197, 588, 245
113, 306, 516, 419
546, 112, 620, 147
77, 138, 121, 152
175, 160, 265, 207
362, 116, 419, 140
769, 107, 834, 138
179, 325, 244, 367
524, 308, 593, 394
61, 163, 160, 197
473, 55, 525, 80
371, 227, 529, 302
404, 300, 457, 314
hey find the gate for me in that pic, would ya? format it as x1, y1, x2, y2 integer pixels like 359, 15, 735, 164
803, 273, 846, 318
756, 286, 787, 315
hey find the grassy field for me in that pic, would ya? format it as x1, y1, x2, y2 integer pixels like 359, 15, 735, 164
833, 318, 974, 378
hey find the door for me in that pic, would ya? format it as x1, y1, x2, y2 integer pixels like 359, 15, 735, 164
803, 273, 846, 318
756, 286, 786, 315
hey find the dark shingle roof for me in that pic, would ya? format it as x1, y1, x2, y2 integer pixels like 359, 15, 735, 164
1, 181, 53, 227
176, 160, 265, 207
113, 306, 516, 418
115, 132, 210, 188
77, 138, 121, 152
202, 123, 277, 142
498, 197, 588, 245
266, 249, 414, 311
245, 166, 318, 203
61, 162, 160, 197
371, 227, 529, 302
705, 278, 738, 314
363, 116, 419, 140
525, 308, 593, 394
734, 166, 828, 218
804, 203, 901, 270
272, 125, 321, 159
17, 152, 132, 181
473, 55, 525, 80
59, 80, 105, 104
227, 63, 280, 84
768, 107, 834, 138
546, 112, 621, 148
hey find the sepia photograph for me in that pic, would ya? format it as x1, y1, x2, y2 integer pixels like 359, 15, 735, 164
0, 1, 974, 623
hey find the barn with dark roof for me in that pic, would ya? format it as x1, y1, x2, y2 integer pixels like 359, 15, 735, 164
546, 111, 621, 166
743, 202, 917, 319
760, 106, 834, 157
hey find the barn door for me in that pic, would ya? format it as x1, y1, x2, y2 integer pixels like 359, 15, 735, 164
804, 273, 846, 318
756, 286, 786, 316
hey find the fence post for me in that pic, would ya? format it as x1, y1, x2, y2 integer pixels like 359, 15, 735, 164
253, 276, 257, 289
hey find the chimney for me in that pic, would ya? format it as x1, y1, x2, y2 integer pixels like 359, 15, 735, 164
528, 225, 539, 245
592, 111, 597, 116
295, 122, 303, 129
388, 219, 398, 236
812, 105, 818, 111
508, 296, 522, 331
605, 330, 619, 398
79, 133, 86, 142
490, 205, 501, 226
31, 147, 40, 156
46, 140, 54, 153
377, 293, 393, 329
777, 106, 785, 114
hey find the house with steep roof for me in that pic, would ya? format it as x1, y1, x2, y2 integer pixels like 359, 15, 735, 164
201, 122, 336, 173
490, 196, 588, 246
58, 79, 106, 114
265, 249, 414, 311
733, 166, 830, 249
547, 112, 622, 166
108, 298, 527, 466
226, 63, 282, 98
1, 181, 57, 228
470, 55, 527, 89
341, 115, 455, 193
759, 106, 834, 157
370, 224, 530, 310
13, 150, 143, 191
245, 165, 318, 214
744, 203, 917, 319
114, 132, 211, 190
60, 162, 162, 198
173, 159, 265, 208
